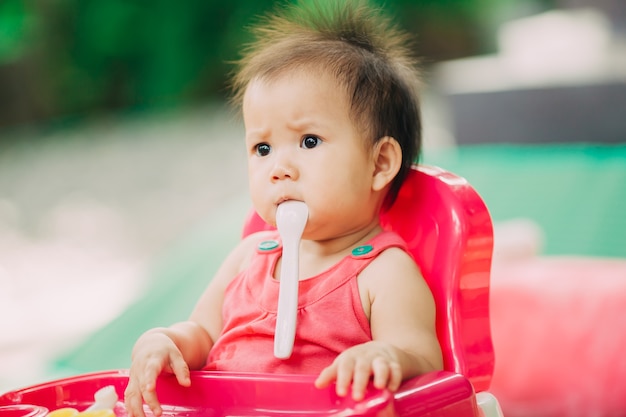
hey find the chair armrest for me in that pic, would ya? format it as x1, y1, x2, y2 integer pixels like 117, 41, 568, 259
394, 371, 481, 417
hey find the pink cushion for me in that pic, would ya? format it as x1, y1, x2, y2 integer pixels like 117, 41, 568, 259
490, 256, 626, 416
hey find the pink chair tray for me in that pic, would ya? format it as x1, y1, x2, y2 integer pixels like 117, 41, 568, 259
0, 370, 480, 417
0, 370, 394, 417
0, 406, 49, 417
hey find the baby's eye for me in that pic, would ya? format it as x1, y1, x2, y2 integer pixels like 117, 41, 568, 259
301, 135, 321, 149
255, 143, 271, 156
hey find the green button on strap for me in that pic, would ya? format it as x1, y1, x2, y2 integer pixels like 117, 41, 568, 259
258, 240, 280, 251
352, 245, 373, 256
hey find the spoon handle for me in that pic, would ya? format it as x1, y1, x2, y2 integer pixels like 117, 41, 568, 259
274, 201, 308, 359
275, 240, 299, 358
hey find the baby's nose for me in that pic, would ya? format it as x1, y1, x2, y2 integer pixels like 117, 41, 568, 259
270, 154, 298, 181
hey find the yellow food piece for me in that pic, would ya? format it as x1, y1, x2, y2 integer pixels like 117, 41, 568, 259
47, 408, 79, 417
76, 410, 116, 417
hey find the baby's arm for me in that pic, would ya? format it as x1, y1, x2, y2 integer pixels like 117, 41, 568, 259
124, 234, 262, 417
315, 247, 442, 400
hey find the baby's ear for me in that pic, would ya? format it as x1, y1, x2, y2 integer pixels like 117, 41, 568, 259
372, 136, 402, 192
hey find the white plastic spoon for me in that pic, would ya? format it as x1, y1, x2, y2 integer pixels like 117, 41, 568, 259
274, 200, 309, 359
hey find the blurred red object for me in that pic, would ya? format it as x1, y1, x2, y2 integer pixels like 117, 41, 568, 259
491, 256, 626, 417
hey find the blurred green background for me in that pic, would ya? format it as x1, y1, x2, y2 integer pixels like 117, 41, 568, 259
0, 0, 556, 133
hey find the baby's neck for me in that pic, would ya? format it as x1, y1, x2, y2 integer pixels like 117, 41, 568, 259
302, 224, 382, 256
294, 223, 383, 279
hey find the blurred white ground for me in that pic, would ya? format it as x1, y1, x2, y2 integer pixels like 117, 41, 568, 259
0, 104, 251, 392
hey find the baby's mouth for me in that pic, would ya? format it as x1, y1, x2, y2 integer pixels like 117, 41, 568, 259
277, 197, 300, 206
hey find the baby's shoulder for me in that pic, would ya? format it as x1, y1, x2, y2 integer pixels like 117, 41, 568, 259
359, 244, 423, 287
370, 244, 418, 270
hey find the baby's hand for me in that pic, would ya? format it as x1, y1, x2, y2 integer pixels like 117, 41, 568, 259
314, 341, 402, 401
124, 331, 191, 417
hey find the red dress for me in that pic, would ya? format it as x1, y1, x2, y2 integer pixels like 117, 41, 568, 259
205, 230, 409, 374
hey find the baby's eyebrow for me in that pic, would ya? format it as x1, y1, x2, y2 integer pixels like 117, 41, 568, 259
245, 127, 271, 142
286, 118, 323, 133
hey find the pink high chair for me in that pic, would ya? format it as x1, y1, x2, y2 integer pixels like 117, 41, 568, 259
0, 165, 502, 417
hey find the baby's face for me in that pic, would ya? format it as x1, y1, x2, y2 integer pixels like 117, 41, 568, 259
243, 69, 381, 241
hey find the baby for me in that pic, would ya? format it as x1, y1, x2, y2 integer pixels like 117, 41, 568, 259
124, 1, 443, 416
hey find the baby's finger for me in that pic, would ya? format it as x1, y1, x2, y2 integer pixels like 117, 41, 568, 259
387, 361, 403, 391
124, 382, 146, 417
314, 365, 337, 389
350, 359, 372, 401
334, 358, 356, 398
371, 357, 391, 389
170, 355, 191, 387
140, 383, 163, 417
135, 364, 163, 417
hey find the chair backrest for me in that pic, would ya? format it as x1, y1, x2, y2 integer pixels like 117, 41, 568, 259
241, 165, 495, 392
